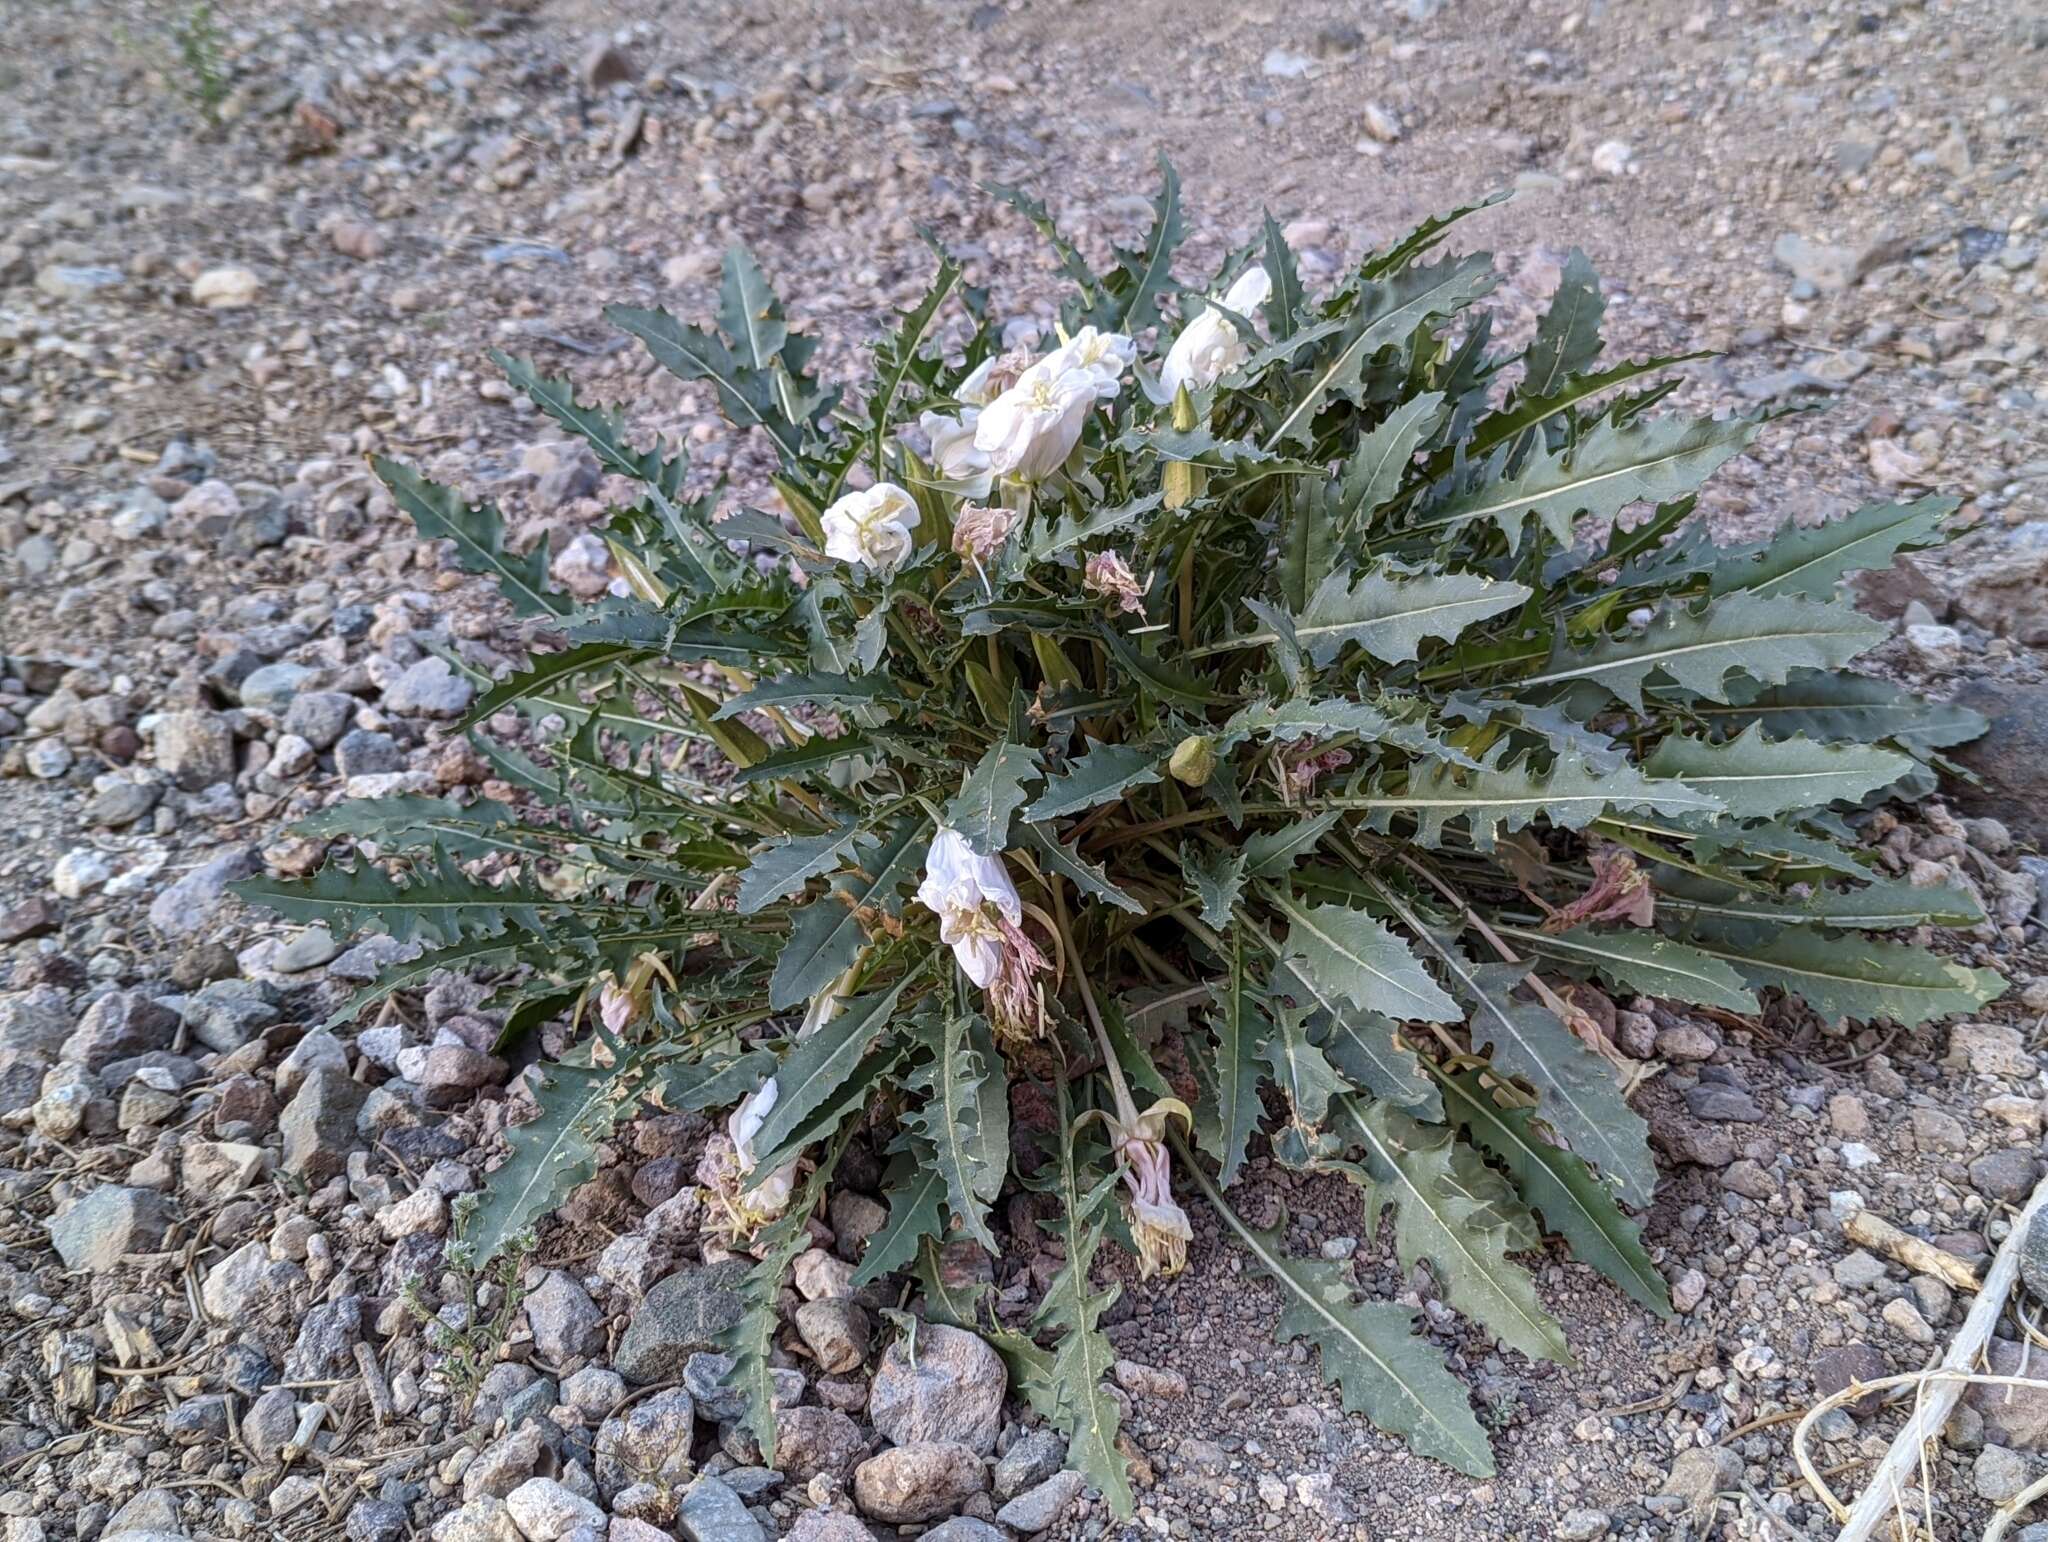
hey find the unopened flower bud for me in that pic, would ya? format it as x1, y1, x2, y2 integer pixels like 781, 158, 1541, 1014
1163, 385, 1206, 510
1169, 734, 1217, 786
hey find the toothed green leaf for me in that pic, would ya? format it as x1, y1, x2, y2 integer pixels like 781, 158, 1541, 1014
1327, 1097, 1570, 1364
1675, 922, 2007, 1029
1497, 925, 1759, 1014
1338, 751, 1722, 850
1184, 842, 1250, 928
1187, 1158, 1495, 1476
1027, 739, 1162, 823
1437, 1068, 1670, 1315
1519, 590, 1888, 711
372, 456, 567, 618
1274, 895, 1461, 1023
1295, 563, 1531, 667
1710, 495, 1958, 600
1419, 411, 1762, 549
1195, 935, 1270, 1189
905, 1011, 1007, 1252
948, 738, 1042, 856
1643, 725, 1910, 817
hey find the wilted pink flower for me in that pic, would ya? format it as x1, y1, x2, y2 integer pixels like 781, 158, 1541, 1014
1120, 1130, 1192, 1278
1282, 741, 1353, 801
952, 504, 1016, 563
986, 912, 1051, 1042
1084, 549, 1147, 618
1541, 846, 1654, 933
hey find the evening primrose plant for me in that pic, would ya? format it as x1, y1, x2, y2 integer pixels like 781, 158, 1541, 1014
238, 166, 2004, 1493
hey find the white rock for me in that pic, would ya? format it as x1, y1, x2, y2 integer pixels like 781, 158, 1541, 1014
504, 1477, 605, 1541
191, 266, 262, 309
50, 848, 113, 899
1591, 140, 1636, 177
378, 1185, 448, 1240
1904, 622, 1964, 670
1360, 103, 1401, 143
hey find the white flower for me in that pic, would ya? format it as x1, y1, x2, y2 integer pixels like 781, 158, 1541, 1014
723, 1076, 798, 1220
821, 482, 920, 574
1159, 265, 1273, 398
915, 826, 1023, 988
1045, 326, 1136, 399
918, 409, 993, 492
957, 354, 1002, 407
973, 358, 1099, 481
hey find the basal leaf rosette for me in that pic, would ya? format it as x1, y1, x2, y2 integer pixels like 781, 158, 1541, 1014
236, 164, 2004, 1493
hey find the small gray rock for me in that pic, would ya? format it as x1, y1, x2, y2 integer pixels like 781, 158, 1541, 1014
184, 978, 280, 1053
243, 1386, 299, 1460
526, 1270, 605, 1361
794, 1299, 870, 1374
595, 1388, 695, 1500
1977, 1444, 2031, 1503
994, 1470, 1085, 1533
149, 847, 260, 937
993, 1429, 1066, 1501
614, 1261, 751, 1384
285, 1295, 362, 1380
869, 1323, 1006, 1456
383, 657, 474, 718
346, 1497, 409, 1542
47, 1185, 169, 1271
916, 1521, 1005, 1542
280, 1068, 366, 1183
852, 1440, 986, 1524
335, 727, 403, 777
155, 709, 237, 790
62, 990, 178, 1070
674, 1474, 766, 1542
774, 1406, 867, 1484
283, 691, 358, 750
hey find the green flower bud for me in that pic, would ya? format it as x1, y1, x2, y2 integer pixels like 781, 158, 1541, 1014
1169, 734, 1217, 786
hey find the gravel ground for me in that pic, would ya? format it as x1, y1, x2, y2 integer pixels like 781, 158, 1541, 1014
3, 1, 2048, 1539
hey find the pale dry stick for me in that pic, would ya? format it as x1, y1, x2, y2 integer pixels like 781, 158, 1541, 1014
1800, 1167, 2048, 1540
1985, 1467, 2048, 1541
1841, 1206, 1982, 1294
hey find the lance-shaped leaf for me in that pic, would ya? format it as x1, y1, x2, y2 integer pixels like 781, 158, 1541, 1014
1195, 935, 1270, 1189
1420, 411, 1762, 549
1295, 563, 1532, 667
1182, 1152, 1495, 1476
1342, 751, 1721, 850
1709, 495, 1958, 600
948, 739, 1042, 856
1329, 391, 1447, 542
1496, 924, 1759, 1013
714, 672, 898, 719
864, 241, 961, 459
851, 1140, 949, 1288
1222, 696, 1470, 766
767, 814, 927, 1010
1520, 248, 1605, 400
607, 302, 813, 475
372, 457, 566, 618
747, 974, 912, 1158
1674, 922, 2006, 1029
905, 1012, 1006, 1251
1018, 822, 1143, 914
721, 1125, 854, 1464
1105, 153, 1183, 334
1184, 843, 1249, 928
1437, 1069, 1670, 1315
1701, 672, 1987, 754
1264, 1006, 1345, 1167
1644, 725, 1910, 818
1517, 590, 1889, 711
231, 847, 567, 946
736, 819, 870, 913
1245, 812, 1344, 879
1444, 951, 1657, 1207
1656, 870, 1985, 930
1273, 895, 1460, 1023
1266, 251, 1497, 450
1327, 1097, 1570, 1364
1026, 740, 1161, 823
1027, 1082, 1135, 1517
1030, 489, 1165, 563
1261, 210, 1306, 339
460, 1056, 644, 1266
